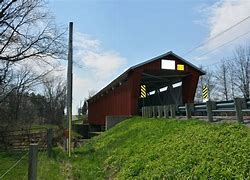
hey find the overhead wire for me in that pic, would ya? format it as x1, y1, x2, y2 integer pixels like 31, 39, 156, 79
0, 151, 29, 179
183, 15, 250, 56
195, 30, 250, 59
181, 15, 250, 70
182, 15, 250, 70
203, 53, 250, 68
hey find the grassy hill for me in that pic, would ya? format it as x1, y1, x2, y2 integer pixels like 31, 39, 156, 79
1, 117, 250, 179
71, 117, 250, 179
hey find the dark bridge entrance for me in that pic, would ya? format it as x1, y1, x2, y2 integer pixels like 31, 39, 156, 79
138, 69, 191, 109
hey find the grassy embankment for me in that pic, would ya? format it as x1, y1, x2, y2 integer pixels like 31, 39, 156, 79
1, 117, 250, 179
71, 117, 250, 179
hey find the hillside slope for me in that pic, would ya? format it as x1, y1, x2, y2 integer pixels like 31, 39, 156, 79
71, 117, 250, 179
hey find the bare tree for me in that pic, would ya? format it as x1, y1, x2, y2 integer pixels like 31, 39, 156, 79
215, 60, 230, 101
232, 45, 250, 99
88, 90, 97, 99
0, 0, 66, 94
195, 66, 217, 102
0, 0, 66, 129
0, 61, 13, 98
0, 65, 48, 130
227, 60, 237, 99
42, 75, 66, 126
81, 99, 87, 115
0, 0, 66, 63
0, 63, 51, 103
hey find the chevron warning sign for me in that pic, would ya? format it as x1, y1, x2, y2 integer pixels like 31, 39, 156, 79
140, 85, 147, 98
202, 85, 209, 102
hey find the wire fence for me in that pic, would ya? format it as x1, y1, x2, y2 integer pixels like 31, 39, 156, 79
0, 151, 29, 179
0, 128, 57, 180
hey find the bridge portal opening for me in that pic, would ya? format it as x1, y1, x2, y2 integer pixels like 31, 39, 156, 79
138, 69, 191, 112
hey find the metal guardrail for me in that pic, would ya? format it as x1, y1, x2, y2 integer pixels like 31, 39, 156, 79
190, 99, 250, 113
141, 98, 250, 123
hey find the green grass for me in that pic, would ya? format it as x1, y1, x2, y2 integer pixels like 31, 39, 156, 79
72, 115, 88, 124
0, 151, 28, 179
1, 117, 250, 179
0, 149, 67, 180
31, 124, 59, 130
70, 117, 250, 179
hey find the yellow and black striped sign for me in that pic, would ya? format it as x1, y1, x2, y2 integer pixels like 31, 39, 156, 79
202, 85, 208, 99
140, 85, 147, 98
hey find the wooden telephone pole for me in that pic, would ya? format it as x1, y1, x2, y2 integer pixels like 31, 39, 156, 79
67, 22, 73, 157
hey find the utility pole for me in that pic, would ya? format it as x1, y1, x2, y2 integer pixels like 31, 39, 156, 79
67, 22, 73, 157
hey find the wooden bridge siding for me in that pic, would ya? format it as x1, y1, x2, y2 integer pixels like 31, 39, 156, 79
88, 79, 132, 125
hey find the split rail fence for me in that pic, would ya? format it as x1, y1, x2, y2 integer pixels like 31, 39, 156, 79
141, 98, 250, 123
0, 127, 48, 151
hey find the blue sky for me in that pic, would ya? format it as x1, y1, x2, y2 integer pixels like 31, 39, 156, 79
48, 0, 250, 114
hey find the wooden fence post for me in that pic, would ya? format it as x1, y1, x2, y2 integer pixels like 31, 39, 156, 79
47, 128, 53, 157
170, 104, 176, 118
185, 103, 192, 119
206, 101, 213, 122
28, 143, 38, 180
234, 98, 243, 123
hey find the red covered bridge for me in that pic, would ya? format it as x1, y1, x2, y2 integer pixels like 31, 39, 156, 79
87, 51, 205, 126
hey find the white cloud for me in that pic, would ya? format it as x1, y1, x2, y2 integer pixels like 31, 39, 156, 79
192, 56, 209, 62
74, 31, 126, 80
74, 32, 100, 51
16, 56, 66, 77
199, 0, 250, 51
72, 31, 127, 114
72, 75, 92, 109
83, 51, 126, 80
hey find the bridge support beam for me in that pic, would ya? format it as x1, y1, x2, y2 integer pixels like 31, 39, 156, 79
170, 104, 176, 118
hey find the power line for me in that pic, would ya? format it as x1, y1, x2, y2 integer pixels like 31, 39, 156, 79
0, 151, 29, 179
183, 15, 250, 56
192, 29, 250, 68
196, 29, 250, 59
203, 52, 250, 68
203, 57, 234, 68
